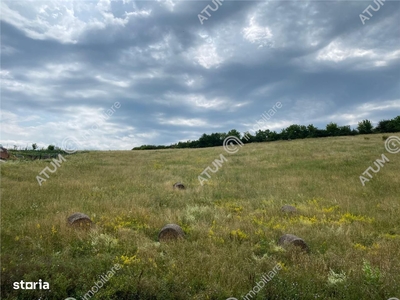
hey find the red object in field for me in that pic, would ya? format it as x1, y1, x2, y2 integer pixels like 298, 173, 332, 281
0, 146, 10, 160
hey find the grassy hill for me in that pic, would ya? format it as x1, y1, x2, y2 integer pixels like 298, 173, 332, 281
1, 134, 399, 299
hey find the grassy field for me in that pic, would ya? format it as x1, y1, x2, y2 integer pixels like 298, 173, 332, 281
1, 134, 399, 300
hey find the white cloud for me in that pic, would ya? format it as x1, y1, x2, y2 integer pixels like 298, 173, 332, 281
188, 43, 224, 69
160, 93, 249, 111
157, 0, 178, 12
158, 117, 209, 127
0, 0, 148, 44
124, 9, 151, 18
0, 105, 137, 150
64, 89, 108, 99
316, 41, 400, 67
310, 100, 400, 127
26, 63, 83, 79
357, 100, 400, 112
317, 41, 374, 62
95, 75, 131, 88
242, 16, 274, 48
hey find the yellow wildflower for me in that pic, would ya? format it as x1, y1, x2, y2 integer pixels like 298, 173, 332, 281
230, 229, 248, 241
353, 243, 367, 250
338, 213, 374, 224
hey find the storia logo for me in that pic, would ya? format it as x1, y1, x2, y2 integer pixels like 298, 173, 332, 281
13, 279, 50, 290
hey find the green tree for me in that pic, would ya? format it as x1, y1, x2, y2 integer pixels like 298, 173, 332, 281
198, 134, 210, 147
267, 131, 280, 141
374, 119, 392, 133
285, 124, 301, 139
393, 116, 400, 131
374, 116, 400, 133
47, 145, 55, 151
254, 130, 269, 142
227, 129, 241, 139
326, 122, 340, 136
339, 125, 352, 136
198, 132, 224, 147
357, 120, 373, 134
32, 143, 37, 150
241, 131, 254, 143
284, 124, 308, 139
307, 124, 318, 138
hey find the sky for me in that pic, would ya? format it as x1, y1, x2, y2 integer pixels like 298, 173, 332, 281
1, 0, 399, 151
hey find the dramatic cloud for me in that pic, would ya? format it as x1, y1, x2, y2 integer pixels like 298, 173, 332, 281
1, 0, 399, 150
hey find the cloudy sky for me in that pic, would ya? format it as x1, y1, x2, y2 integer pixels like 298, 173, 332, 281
1, 0, 399, 150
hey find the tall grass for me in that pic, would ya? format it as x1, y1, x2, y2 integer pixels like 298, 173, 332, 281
1, 134, 399, 299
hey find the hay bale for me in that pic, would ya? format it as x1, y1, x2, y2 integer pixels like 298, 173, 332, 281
281, 205, 297, 213
67, 212, 93, 229
278, 234, 309, 252
158, 224, 185, 241
173, 182, 185, 190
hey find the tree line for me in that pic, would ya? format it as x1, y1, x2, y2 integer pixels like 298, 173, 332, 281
132, 116, 400, 150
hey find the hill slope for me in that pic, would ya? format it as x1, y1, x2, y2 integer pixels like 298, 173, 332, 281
1, 134, 399, 299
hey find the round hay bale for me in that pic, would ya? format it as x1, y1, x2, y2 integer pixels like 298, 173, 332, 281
278, 234, 309, 252
67, 212, 93, 229
158, 224, 185, 241
281, 205, 297, 213
173, 182, 185, 190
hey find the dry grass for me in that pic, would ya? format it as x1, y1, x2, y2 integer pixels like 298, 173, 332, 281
1, 134, 399, 299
